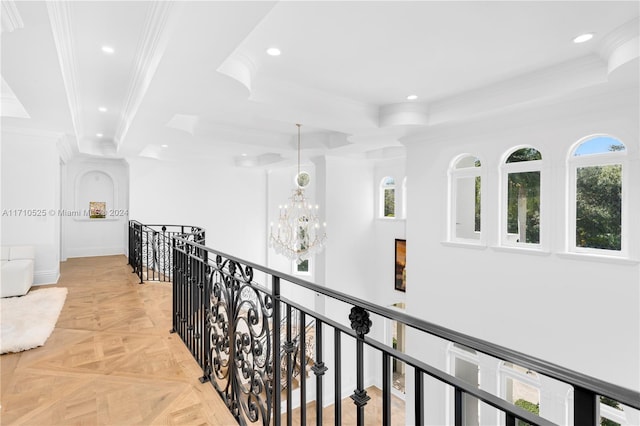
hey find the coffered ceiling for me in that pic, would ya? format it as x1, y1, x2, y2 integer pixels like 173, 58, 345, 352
1, 1, 638, 167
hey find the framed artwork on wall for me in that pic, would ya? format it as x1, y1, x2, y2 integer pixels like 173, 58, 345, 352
89, 201, 106, 219
395, 239, 406, 292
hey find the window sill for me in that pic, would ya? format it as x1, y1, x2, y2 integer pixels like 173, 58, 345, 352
441, 241, 487, 250
377, 217, 406, 222
72, 217, 121, 222
490, 246, 551, 256
556, 252, 639, 265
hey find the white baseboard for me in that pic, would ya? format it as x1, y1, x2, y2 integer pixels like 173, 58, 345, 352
66, 247, 124, 258
33, 269, 60, 285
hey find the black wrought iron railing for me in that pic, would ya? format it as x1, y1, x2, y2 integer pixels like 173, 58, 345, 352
128, 220, 205, 283
169, 235, 640, 426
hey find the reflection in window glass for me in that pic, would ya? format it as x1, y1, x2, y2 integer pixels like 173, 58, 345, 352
455, 176, 481, 239
452, 155, 481, 241
381, 177, 395, 218
507, 171, 540, 244
576, 165, 621, 250
297, 259, 309, 273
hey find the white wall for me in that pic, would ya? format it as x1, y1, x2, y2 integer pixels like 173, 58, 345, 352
403, 83, 640, 410
1, 129, 61, 284
373, 158, 407, 310
129, 157, 266, 264
63, 158, 129, 258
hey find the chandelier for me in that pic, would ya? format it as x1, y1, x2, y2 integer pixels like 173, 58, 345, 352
269, 124, 327, 263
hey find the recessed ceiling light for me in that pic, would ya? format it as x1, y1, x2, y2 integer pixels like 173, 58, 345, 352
407, 94, 418, 100
573, 33, 594, 44
241, 153, 248, 157
98, 107, 107, 112
96, 133, 103, 138
101, 45, 115, 54
266, 47, 281, 56
161, 144, 168, 148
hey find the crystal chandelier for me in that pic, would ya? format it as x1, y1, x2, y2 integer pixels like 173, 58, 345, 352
270, 124, 327, 263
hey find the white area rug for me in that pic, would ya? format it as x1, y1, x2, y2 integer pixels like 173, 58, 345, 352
0, 287, 67, 354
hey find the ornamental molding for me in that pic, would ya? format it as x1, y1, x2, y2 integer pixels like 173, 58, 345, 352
1, 0, 23, 33
426, 54, 607, 127
114, 1, 182, 150
596, 18, 639, 64
46, 1, 82, 145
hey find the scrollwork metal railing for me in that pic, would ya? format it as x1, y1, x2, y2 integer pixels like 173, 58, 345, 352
169, 235, 640, 426
128, 220, 205, 283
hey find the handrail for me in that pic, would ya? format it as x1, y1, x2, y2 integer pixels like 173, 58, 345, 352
173, 235, 640, 411
127, 221, 205, 283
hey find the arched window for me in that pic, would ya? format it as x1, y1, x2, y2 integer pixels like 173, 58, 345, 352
502, 147, 543, 246
450, 155, 482, 242
380, 176, 396, 218
569, 135, 626, 254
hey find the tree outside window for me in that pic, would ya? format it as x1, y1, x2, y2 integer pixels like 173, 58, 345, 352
504, 148, 542, 245
572, 136, 625, 252
381, 176, 395, 218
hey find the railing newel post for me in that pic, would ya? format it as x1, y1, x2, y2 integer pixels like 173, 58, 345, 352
349, 306, 372, 426
272, 276, 282, 426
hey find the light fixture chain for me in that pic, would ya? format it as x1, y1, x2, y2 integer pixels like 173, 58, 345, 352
297, 123, 301, 177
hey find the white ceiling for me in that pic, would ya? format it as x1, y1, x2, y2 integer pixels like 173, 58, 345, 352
1, 1, 638, 167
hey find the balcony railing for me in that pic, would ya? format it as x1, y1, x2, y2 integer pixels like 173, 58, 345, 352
130, 222, 640, 425
128, 220, 205, 283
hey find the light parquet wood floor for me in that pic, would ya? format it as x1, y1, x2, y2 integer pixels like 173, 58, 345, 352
1, 255, 406, 425
0, 255, 238, 426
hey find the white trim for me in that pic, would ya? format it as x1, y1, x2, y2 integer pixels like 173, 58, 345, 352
448, 154, 483, 244
490, 245, 551, 256
114, 2, 181, 149
46, 1, 82, 140
441, 241, 487, 250
379, 176, 397, 218
499, 146, 545, 249
566, 135, 627, 257
556, 252, 638, 265
33, 269, 60, 285
1, 0, 24, 32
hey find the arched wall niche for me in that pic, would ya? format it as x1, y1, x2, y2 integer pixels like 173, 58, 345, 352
74, 170, 117, 216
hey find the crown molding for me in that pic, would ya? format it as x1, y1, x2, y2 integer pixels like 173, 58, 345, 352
400, 83, 636, 147
596, 18, 639, 62
1, 125, 64, 141
217, 48, 256, 94
426, 54, 607, 127
57, 134, 77, 163
46, 1, 82, 145
1, 0, 23, 33
596, 17, 640, 74
114, 1, 181, 151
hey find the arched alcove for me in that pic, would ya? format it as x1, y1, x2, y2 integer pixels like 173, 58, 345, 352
75, 170, 116, 217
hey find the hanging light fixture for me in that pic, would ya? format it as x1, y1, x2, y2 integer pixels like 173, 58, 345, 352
270, 124, 327, 263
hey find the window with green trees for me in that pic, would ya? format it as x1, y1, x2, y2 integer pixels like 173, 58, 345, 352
381, 176, 395, 218
572, 136, 625, 252
504, 147, 542, 245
